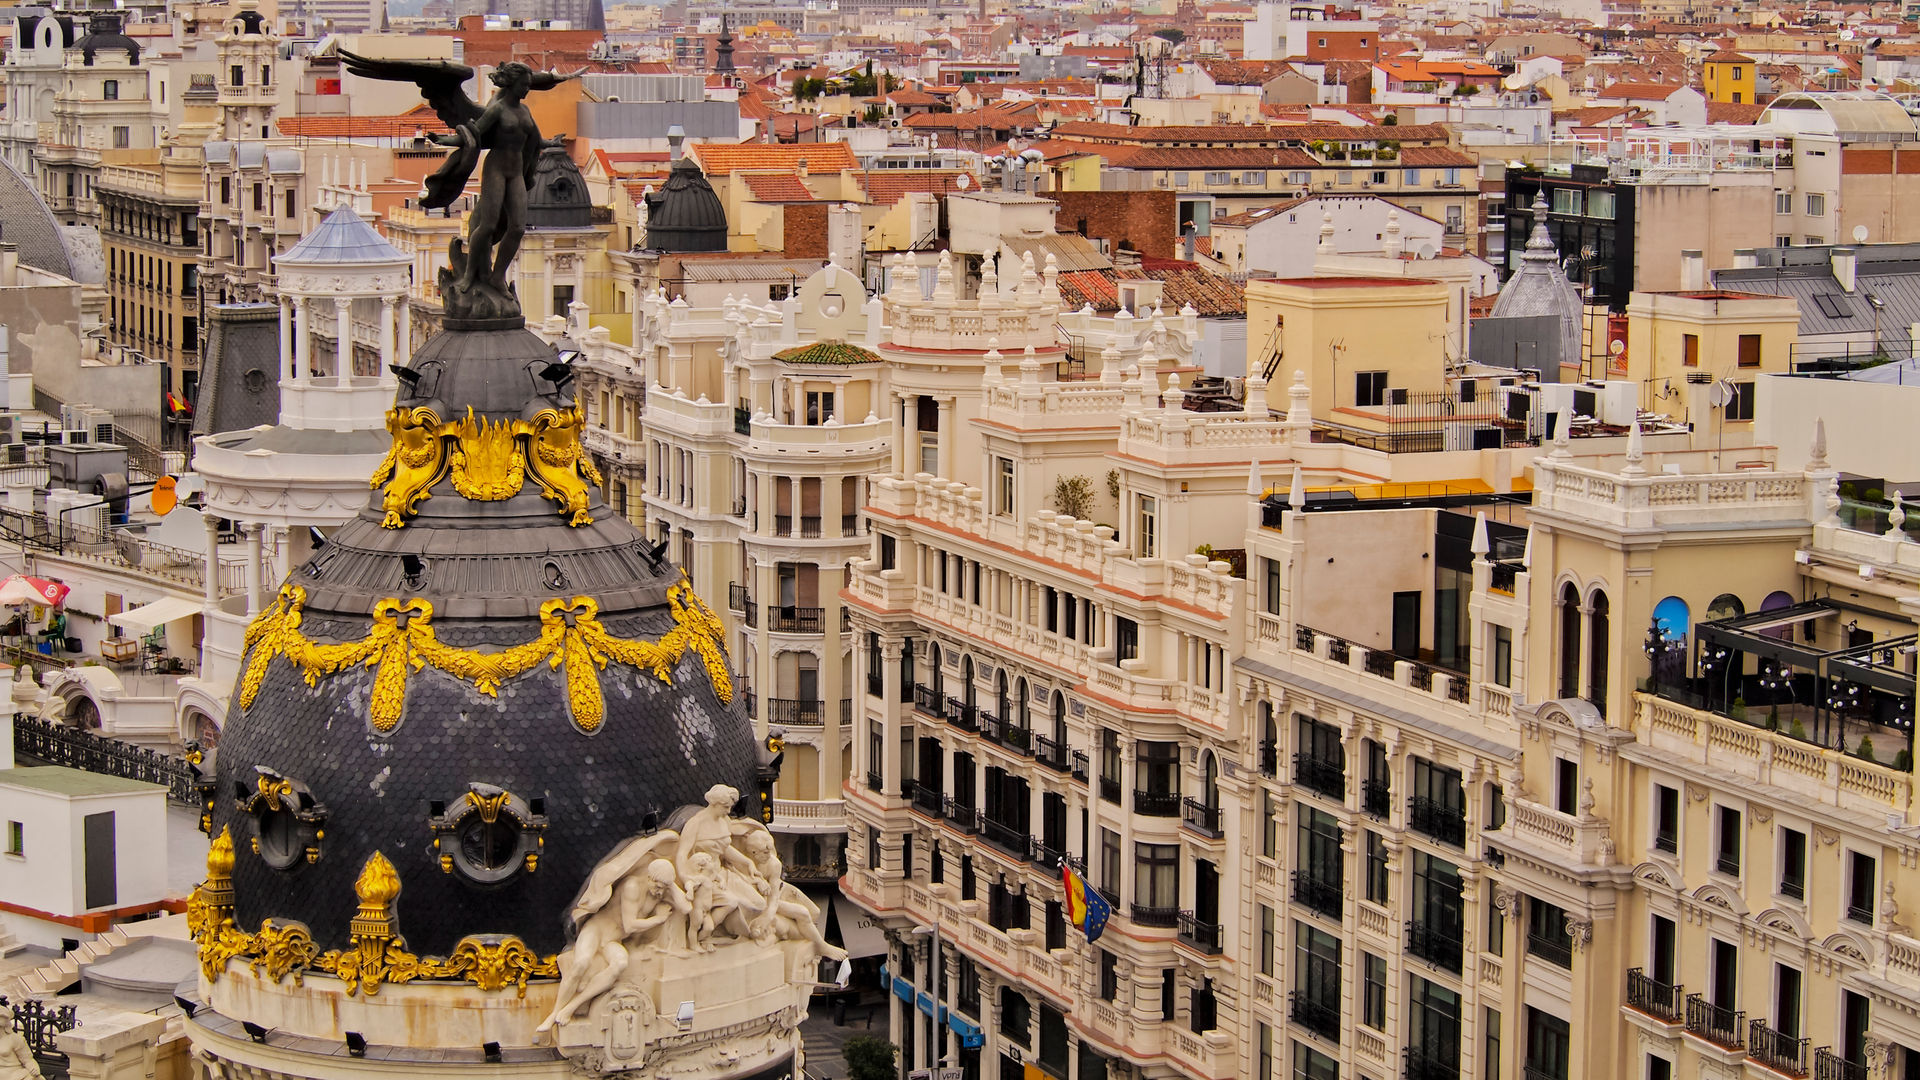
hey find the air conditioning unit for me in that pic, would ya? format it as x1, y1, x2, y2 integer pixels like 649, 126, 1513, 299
1361, 180, 1372, 188
1232, 176, 1243, 184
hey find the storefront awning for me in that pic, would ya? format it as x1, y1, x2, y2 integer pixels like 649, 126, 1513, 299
108, 596, 202, 636
832, 895, 889, 959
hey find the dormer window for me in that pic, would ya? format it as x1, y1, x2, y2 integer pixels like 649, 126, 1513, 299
102, 79, 117, 100
234, 766, 327, 869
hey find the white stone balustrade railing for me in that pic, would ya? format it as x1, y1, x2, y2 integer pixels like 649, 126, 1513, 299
1532, 458, 1813, 531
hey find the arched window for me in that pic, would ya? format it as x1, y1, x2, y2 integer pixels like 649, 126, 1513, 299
1558, 583, 1582, 699
962, 656, 976, 711
930, 644, 944, 701
996, 669, 1009, 721
900, 638, 915, 704
1651, 596, 1690, 688
1051, 691, 1067, 744
1587, 591, 1610, 717
1706, 593, 1746, 623
1015, 677, 1030, 731
1759, 591, 1796, 641
1201, 749, 1220, 811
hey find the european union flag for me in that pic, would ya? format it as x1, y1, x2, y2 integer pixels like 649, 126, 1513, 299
1062, 863, 1112, 944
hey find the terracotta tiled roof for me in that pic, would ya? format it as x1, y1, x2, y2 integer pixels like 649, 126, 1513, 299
1200, 59, 1295, 85
1559, 105, 1636, 126
1399, 146, 1476, 167
1704, 50, 1756, 63
276, 104, 448, 139
689, 141, 859, 175
1102, 146, 1322, 169
741, 173, 816, 202
1595, 81, 1688, 99
1052, 121, 1285, 143
1056, 265, 1247, 316
858, 170, 977, 206
1706, 101, 1766, 124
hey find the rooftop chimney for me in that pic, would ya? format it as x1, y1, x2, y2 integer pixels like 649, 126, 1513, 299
1831, 246, 1857, 293
1732, 248, 1757, 269
667, 125, 686, 162
1679, 249, 1705, 291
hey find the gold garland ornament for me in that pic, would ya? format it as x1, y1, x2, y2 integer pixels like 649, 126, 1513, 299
239, 582, 733, 735
188, 843, 558, 998
369, 405, 603, 528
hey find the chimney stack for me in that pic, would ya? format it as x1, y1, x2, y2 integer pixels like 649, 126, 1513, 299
1680, 249, 1705, 291
1831, 246, 1858, 293
1732, 248, 1757, 269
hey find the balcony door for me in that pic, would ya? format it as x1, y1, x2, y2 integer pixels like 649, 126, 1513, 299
1409, 977, 1461, 1073
1194, 859, 1219, 925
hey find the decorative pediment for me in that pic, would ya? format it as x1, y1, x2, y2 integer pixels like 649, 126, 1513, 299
1821, 931, 1873, 965
1632, 862, 1676, 889
1755, 907, 1810, 940
1691, 882, 1746, 917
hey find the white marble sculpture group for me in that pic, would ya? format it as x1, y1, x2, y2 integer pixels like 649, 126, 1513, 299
540, 784, 846, 1050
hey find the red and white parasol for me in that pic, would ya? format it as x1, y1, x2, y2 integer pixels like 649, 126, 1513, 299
0, 574, 69, 607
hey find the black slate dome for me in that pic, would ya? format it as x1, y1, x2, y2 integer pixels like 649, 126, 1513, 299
74, 12, 139, 64
207, 321, 764, 957
644, 157, 728, 252
528, 145, 592, 230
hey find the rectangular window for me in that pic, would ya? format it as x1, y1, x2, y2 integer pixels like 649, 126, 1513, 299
1780, 828, 1806, 899
1411, 852, 1464, 970
1098, 827, 1121, 898
995, 456, 1014, 515
1654, 784, 1679, 854
1726, 381, 1755, 421
1361, 952, 1387, 1028
1683, 334, 1699, 367
1587, 190, 1616, 219
1737, 334, 1762, 368
1293, 921, 1341, 1037
102, 79, 118, 100
1550, 187, 1582, 215
1135, 495, 1157, 558
1486, 1007, 1502, 1080
1257, 1023, 1273, 1080
1293, 1041, 1338, 1080
253, 183, 264, 212
4, 820, 19, 855
1371, 170, 1388, 185
1493, 626, 1512, 686
1259, 904, 1275, 976
1848, 851, 1876, 924
1409, 976, 1461, 1076
805, 390, 834, 426
1172, 172, 1189, 187
1161, 968, 1176, 1023
1555, 758, 1578, 815
1776, 963, 1802, 1040
1775, 191, 1792, 215
1717, 806, 1742, 875
1114, 617, 1139, 663
112, 126, 130, 149
1651, 914, 1676, 985
1806, 193, 1826, 216
284, 188, 296, 219
1525, 1007, 1571, 1080
1098, 950, 1118, 1000
1365, 830, 1389, 902
1297, 803, 1343, 901
1355, 370, 1388, 407
1527, 897, 1573, 969
231, 64, 245, 87
1134, 842, 1178, 914
1243, 171, 1264, 185
1204, 171, 1230, 185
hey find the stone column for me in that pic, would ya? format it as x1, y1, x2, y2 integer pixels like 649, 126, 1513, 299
294, 297, 311, 384
203, 513, 221, 609
397, 293, 412, 361
379, 296, 396, 376
244, 523, 262, 615
334, 297, 353, 383
278, 296, 292, 381
935, 397, 954, 480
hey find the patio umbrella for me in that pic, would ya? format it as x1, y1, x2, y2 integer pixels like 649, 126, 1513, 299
0, 575, 69, 607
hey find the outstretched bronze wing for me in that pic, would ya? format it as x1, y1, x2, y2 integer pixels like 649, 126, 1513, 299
339, 50, 484, 209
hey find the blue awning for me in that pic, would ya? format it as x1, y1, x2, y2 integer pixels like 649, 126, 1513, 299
948, 1012, 983, 1048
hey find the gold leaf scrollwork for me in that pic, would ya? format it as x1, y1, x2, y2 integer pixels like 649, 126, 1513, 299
371, 407, 448, 528
372, 403, 602, 528
237, 582, 733, 736
447, 409, 527, 501
428, 936, 559, 997
527, 407, 601, 527
248, 920, 319, 985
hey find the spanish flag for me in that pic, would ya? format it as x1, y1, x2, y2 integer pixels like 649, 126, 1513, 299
1061, 862, 1111, 944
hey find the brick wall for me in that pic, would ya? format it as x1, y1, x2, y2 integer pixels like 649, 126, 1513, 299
1046, 190, 1179, 260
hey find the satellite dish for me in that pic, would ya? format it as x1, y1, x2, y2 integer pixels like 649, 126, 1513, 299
1415, 243, 1437, 260
1609, 339, 1626, 357
1708, 379, 1735, 408
1853, 224, 1870, 243
150, 475, 177, 516
955, 173, 971, 190
1840, 27, 1855, 40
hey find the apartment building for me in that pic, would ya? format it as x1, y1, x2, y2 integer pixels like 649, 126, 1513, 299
99, 145, 205, 416
837, 285, 1920, 1080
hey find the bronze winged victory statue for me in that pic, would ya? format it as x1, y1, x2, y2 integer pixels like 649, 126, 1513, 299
338, 52, 578, 323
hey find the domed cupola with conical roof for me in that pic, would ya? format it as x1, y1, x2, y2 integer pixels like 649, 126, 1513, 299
528, 145, 593, 230
73, 12, 139, 65
644, 156, 728, 252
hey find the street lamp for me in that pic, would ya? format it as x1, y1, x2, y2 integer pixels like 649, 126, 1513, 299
908, 924, 950, 1078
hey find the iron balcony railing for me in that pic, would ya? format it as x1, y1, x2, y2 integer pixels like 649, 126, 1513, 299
913, 685, 943, 717
1178, 911, 1222, 954
866, 770, 884, 793
1002, 725, 1031, 756
1684, 995, 1744, 1049
765, 605, 824, 633
1130, 904, 1178, 928
1403, 1045, 1459, 1080
1814, 1049, 1867, 1080
1526, 926, 1573, 969
840, 698, 853, 723
1294, 753, 1346, 799
1291, 871, 1343, 919
1625, 968, 1682, 1023
1749, 1020, 1810, 1077
733, 406, 751, 435
943, 796, 979, 834
1033, 734, 1069, 771
867, 672, 884, 697
14, 715, 197, 803
1099, 776, 1121, 803
1406, 919, 1464, 974
1409, 796, 1467, 846
1259, 739, 1278, 777
728, 582, 750, 612
980, 711, 1006, 743
946, 698, 978, 732
1030, 839, 1069, 870
981, 818, 1031, 859
1181, 797, 1223, 837
1522, 1067, 1565, 1080
765, 698, 823, 725
1363, 777, 1391, 818
911, 784, 945, 817
743, 601, 759, 628
1071, 750, 1089, 781
1288, 990, 1341, 1042
1134, 790, 1181, 817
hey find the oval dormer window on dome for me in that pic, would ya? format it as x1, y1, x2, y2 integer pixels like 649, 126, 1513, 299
233, 766, 327, 869
428, 784, 547, 886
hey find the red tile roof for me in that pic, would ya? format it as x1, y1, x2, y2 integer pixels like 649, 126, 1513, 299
689, 141, 860, 175
741, 173, 816, 202
1101, 146, 1323, 169
276, 103, 448, 139
1596, 81, 1688, 100
1399, 146, 1476, 167
859, 170, 977, 206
